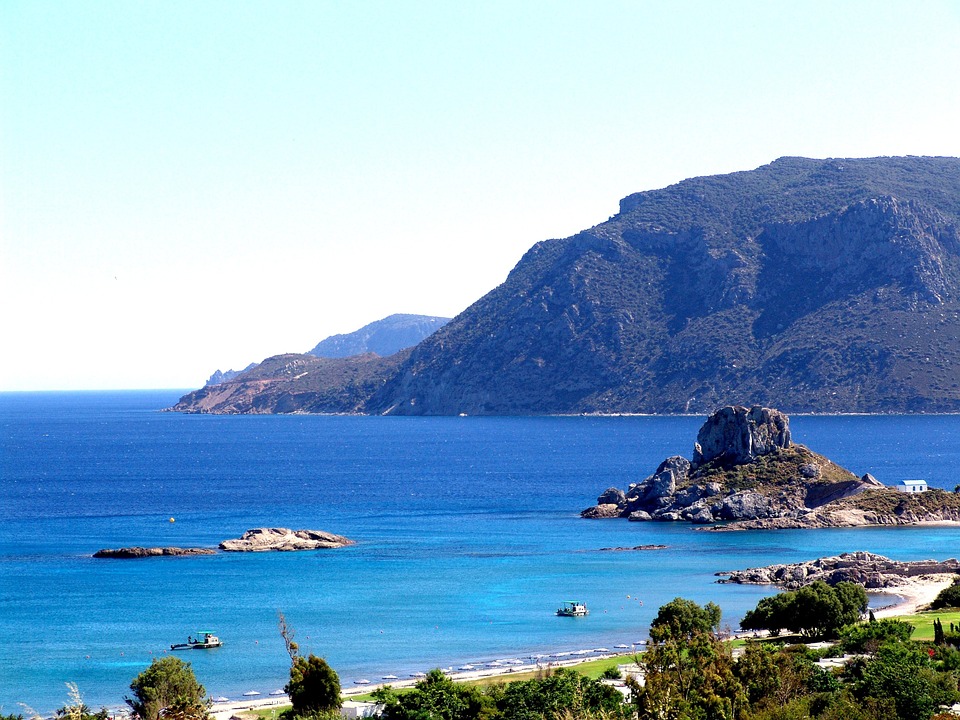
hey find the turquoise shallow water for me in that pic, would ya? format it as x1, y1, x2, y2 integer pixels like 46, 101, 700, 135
3, 392, 960, 712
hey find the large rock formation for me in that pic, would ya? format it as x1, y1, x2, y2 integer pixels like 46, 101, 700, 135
219, 528, 354, 552
692, 406, 791, 466
716, 552, 960, 589
172, 156, 960, 416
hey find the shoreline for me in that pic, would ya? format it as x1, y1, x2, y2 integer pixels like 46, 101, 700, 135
209, 651, 638, 719
210, 573, 957, 719
870, 573, 956, 619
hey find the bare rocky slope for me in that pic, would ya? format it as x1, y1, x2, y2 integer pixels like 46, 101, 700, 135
581, 405, 960, 528
173, 156, 960, 415
170, 351, 409, 414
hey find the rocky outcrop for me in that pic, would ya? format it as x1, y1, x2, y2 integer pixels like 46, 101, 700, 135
93, 547, 217, 559
598, 545, 668, 551
716, 551, 960, 589
219, 528, 354, 552
692, 406, 790, 466
582, 405, 875, 526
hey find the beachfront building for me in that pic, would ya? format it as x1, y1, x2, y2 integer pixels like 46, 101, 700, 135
896, 479, 928, 493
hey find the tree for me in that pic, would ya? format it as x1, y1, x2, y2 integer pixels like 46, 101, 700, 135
931, 580, 960, 610
375, 668, 494, 720
850, 641, 960, 719
649, 597, 722, 642
285, 654, 342, 716
840, 619, 914, 654
277, 613, 341, 717
740, 581, 867, 639
126, 657, 208, 720
635, 598, 745, 720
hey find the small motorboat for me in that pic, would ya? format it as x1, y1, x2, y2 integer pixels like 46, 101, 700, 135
556, 601, 589, 617
171, 631, 223, 650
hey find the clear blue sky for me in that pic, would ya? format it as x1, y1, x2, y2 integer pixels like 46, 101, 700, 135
3, 1, 960, 390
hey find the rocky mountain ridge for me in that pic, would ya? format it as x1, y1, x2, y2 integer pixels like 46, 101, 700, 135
173, 156, 960, 415
308, 313, 449, 359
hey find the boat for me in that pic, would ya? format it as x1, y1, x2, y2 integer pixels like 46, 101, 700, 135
354, 679, 371, 685
556, 601, 589, 617
170, 631, 223, 650
382, 674, 399, 680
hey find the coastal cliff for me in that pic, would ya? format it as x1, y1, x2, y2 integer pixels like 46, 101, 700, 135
581, 405, 960, 528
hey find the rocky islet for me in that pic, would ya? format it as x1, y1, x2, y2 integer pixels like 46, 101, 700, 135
582, 404, 960, 529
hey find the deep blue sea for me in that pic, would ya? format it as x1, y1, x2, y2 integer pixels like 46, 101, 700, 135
4, 391, 960, 713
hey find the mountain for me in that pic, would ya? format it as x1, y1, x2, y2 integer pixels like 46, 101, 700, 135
173, 156, 960, 415
308, 313, 449, 358
369, 156, 960, 415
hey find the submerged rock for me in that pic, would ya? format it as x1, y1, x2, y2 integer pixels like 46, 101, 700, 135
93, 547, 216, 559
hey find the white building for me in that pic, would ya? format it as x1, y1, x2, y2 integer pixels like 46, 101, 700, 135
896, 479, 928, 493
341, 701, 383, 719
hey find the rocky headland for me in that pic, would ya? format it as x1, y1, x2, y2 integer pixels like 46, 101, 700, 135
581, 405, 960, 528
93, 547, 217, 559
218, 528, 355, 552
716, 551, 960, 589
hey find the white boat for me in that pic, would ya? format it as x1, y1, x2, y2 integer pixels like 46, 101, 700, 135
382, 674, 399, 680
556, 601, 589, 617
171, 631, 223, 651
614, 644, 629, 649
410, 671, 427, 678
269, 690, 285, 696
458, 664, 476, 670
243, 691, 260, 697
354, 679, 371, 685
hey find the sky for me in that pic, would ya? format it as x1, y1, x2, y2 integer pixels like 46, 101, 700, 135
3, 1, 960, 391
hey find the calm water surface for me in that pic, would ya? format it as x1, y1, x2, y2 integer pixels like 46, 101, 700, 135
3, 392, 960, 712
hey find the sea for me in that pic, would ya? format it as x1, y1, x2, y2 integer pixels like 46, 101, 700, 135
4, 391, 960, 713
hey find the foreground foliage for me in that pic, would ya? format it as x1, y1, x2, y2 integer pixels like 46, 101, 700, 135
125, 657, 208, 720
372, 667, 629, 720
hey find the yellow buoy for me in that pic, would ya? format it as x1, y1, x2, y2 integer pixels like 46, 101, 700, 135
169, 517, 175, 523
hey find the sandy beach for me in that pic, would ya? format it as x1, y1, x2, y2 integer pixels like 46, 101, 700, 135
871, 573, 956, 619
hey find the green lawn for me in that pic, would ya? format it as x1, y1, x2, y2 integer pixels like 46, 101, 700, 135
891, 609, 960, 641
